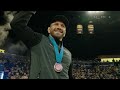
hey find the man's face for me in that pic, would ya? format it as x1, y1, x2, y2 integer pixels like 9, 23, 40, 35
0, 11, 14, 46
4, 11, 14, 23
0, 11, 15, 31
48, 21, 66, 41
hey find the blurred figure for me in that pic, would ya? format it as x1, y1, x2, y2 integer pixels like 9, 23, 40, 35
0, 11, 28, 55
0, 11, 29, 79
0, 11, 14, 47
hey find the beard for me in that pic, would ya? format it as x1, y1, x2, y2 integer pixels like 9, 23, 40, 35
52, 32, 64, 41
51, 29, 65, 40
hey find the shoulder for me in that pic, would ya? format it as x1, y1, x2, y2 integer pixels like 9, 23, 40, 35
40, 34, 49, 41
64, 47, 72, 56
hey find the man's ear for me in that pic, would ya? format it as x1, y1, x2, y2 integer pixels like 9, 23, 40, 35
48, 27, 50, 34
63, 30, 66, 37
63, 34, 66, 37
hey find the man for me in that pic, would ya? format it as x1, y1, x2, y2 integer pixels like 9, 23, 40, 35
11, 11, 73, 79
0, 11, 29, 79
0, 11, 28, 55
0, 11, 13, 47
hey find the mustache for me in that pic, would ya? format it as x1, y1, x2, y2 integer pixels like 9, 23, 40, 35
54, 29, 63, 33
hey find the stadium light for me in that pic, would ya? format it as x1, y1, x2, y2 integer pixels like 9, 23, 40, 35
88, 21, 94, 34
76, 24, 83, 34
87, 11, 105, 15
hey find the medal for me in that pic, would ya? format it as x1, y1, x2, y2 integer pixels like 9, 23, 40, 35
54, 63, 63, 72
49, 35, 64, 72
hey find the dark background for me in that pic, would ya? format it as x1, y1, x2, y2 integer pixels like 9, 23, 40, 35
28, 11, 120, 59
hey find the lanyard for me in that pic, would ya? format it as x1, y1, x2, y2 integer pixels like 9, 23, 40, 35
49, 35, 64, 63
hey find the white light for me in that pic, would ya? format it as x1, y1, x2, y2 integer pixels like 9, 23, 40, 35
88, 11, 94, 13
0, 71, 4, 79
87, 11, 104, 14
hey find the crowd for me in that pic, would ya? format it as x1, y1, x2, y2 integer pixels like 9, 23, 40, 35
72, 60, 120, 79
1, 54, 120, 79
0, 53, 30, 79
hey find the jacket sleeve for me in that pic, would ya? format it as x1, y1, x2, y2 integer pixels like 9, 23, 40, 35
68, 61, 74, 79
11, 11, 43, 48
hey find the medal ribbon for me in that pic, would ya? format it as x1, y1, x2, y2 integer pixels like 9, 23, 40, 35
49, 35, 64, 63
